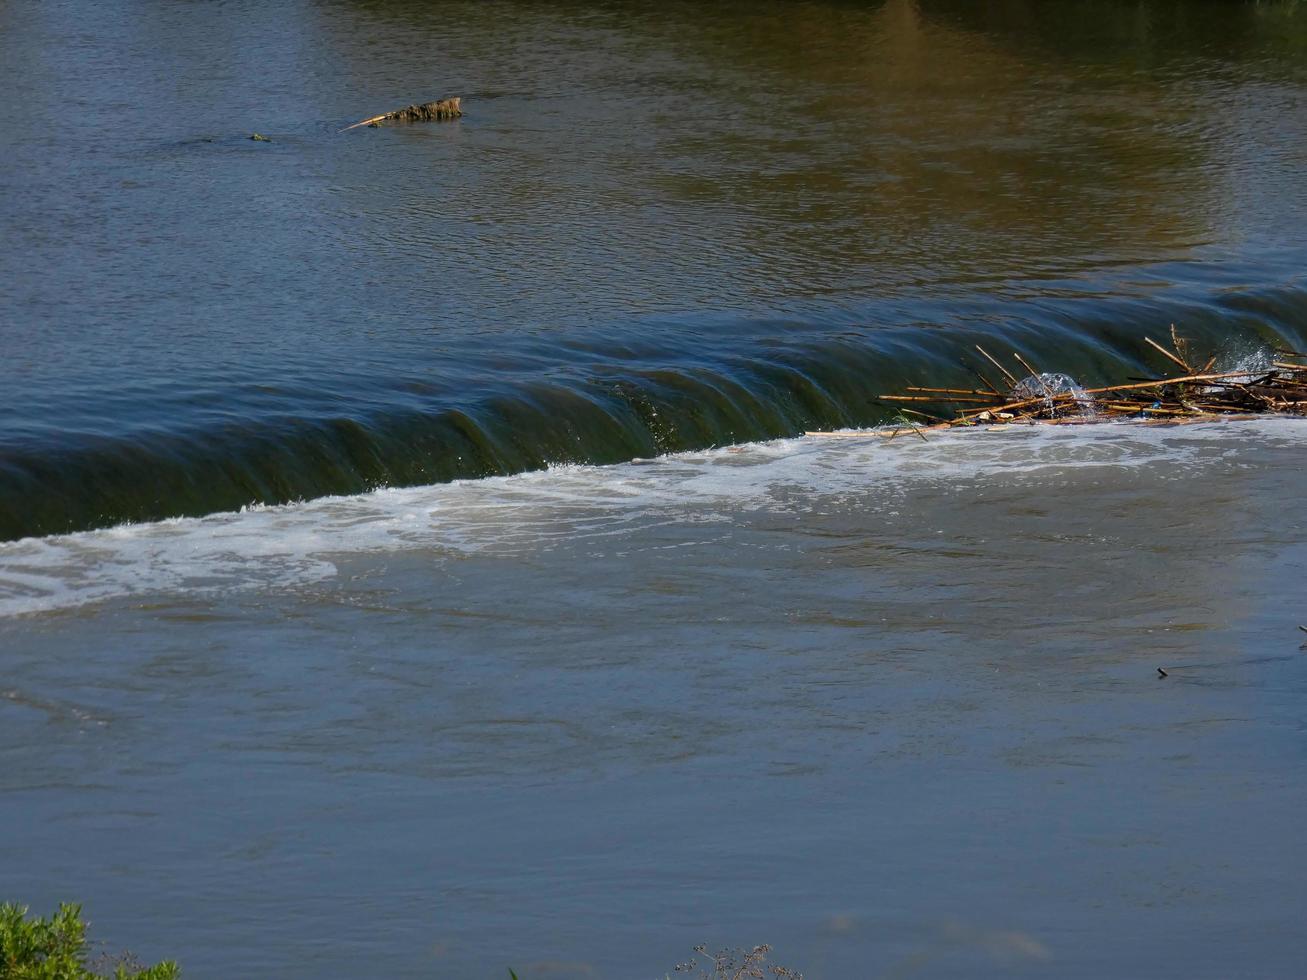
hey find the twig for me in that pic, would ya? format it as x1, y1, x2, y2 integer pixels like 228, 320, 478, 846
879, 394, 999, 404
894, 407, 947, 422
904, 386, 1000, 397
340, 112, 391, 132
976, 345, 1020, 387
1169, 324, 1194, 371
1145, 336, 1192, 373
964, 364, 1004, 396
1013, 352, 1043, 382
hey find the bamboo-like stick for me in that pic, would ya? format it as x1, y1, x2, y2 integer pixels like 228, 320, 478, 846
879, 394, 998, 404
1013, 352, 1042, 381
804, 430, 879, 437
975, 345, 1020, 387
1080, 369, 1255, 395
1145, 336, 1192, 373
895, 407, 947, 422
872, 423, 953, 438
340, 112, 391, 132
955, 392, 1077, 418
904, 386, 1001, 397
964, 364, 1004, 396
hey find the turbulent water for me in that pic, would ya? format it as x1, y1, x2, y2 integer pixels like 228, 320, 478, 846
3, 1, 1307, 978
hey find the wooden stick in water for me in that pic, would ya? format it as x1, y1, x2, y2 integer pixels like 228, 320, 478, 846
975, 345, 1020, 387
904, 386, 1001, 397
955, 391, 1078, 418
895, 407, 947, 422
964, 364, 1004, 396
879, 394, 998, 404
1012, 352, 1055, 410
340, 112, 391, 132
1145, 336, 1192, 373
1169, 324, 1194, 372
1080, 370, 1254, 396
1013, 352, 1042, 382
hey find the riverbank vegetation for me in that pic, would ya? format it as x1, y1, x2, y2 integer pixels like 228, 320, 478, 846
0, 903, 178, 979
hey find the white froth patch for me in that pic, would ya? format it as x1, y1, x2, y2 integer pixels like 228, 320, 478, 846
0, 417, 1302, 617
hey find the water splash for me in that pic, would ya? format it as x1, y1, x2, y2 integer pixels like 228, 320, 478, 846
1221, 346, 1278, 384
1008, 373, 1098, 418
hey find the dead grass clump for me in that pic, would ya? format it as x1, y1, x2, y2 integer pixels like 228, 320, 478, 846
673, 944, 803, 980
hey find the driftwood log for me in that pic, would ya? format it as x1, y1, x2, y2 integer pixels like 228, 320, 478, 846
340, 97, 462, 132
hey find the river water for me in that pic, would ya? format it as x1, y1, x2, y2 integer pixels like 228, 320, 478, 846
2, 1, 1306, 977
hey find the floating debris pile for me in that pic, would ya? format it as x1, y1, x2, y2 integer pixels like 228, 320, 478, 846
340, 97, 462, 132
872, 329, 1307, 437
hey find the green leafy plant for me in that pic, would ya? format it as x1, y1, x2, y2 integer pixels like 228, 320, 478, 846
0, 903, 178, 979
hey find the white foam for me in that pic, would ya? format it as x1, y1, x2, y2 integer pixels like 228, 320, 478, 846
1, 417, 1302, 617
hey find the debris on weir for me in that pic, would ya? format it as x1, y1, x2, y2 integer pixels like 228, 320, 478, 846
808, 328, 1307, 440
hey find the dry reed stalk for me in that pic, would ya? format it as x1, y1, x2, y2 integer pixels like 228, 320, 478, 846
852, 332, 1307, 437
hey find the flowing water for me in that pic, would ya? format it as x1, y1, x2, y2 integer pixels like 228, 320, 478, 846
2, 1, 1306, 977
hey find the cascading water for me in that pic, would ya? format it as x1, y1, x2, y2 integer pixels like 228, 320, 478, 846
2, 287, 1305, 542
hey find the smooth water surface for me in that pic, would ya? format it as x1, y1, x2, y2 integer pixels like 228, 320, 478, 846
3, 1, 1307, 977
